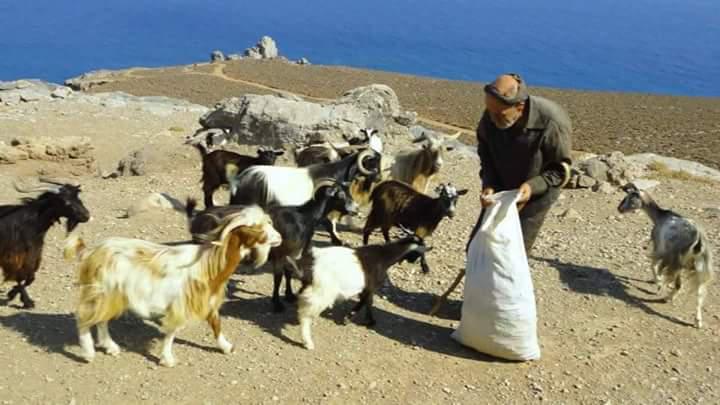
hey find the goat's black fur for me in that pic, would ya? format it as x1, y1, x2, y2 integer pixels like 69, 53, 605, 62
0, 184, 90, 308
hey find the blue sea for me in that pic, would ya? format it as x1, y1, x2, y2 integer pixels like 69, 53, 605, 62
1, 0, 718, 97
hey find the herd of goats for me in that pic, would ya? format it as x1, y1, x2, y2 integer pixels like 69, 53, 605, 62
0, 126, 714, 366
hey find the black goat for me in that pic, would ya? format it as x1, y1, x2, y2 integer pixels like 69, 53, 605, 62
189, 141, 284, 208
186, 179, 358, 312
0, 179, 90, 308
362, 181, 467, 273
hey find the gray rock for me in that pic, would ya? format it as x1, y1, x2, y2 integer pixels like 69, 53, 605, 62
64, 69, 117, 91
394, 110, 418, 127
258, 36, 278, 58
0, 92, 21, 105
125, 192, 185, 218
626, 153, 720, 182
199, 85, 416, 146
297, 57, 311, 65
337, 84, 401, 119
226, 53, 243, 61
579, 158, 609, 182
577, 174, 598, 188
593, 181, 616, 194
632, 179, 660, 191
0, 144, 29, 164
116, 150, 146, 176
244, 47, 263, 59
211, 50, 225, 63
560, 208, 582, 220
51, 86, 73, 99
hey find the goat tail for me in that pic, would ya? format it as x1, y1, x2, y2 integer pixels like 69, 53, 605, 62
64, 233, 87, 261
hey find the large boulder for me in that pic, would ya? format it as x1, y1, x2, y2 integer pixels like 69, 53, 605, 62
572, 151, 646, 187
199, 85, 417, 146
243, 36, 279, 59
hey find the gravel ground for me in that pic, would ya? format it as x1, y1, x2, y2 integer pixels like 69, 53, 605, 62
0, 78, 719, 405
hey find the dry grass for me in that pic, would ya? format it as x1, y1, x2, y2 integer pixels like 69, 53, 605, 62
646, 161, 716, 184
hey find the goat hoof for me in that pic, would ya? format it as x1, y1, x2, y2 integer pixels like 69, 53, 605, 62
81, 352, 95, 363
159, 357, 177, 368
365, 319, 377, 328
104, 343, 121, 356
22, 300, 35, 309
303, 341, 315, 350
285, 293, 297, 303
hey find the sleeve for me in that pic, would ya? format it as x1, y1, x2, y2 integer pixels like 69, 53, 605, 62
476, 118, 500, 190
525, 119, 573, 196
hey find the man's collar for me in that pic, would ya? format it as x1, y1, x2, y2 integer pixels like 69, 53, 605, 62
524, 96, 546, 130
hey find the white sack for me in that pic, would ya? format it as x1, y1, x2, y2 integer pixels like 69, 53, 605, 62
451, 189, 540, 361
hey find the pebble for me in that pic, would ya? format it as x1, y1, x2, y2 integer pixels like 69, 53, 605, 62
442, 387, 452, 394
369, 381, 377, 390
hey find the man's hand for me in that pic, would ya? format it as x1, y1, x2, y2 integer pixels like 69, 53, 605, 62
517, 182, 532, 211
480, 187, 495, 207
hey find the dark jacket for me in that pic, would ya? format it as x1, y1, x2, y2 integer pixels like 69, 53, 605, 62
476, 95, 572, 197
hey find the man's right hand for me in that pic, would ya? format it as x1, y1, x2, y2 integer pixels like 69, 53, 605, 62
480, 187, 495, 207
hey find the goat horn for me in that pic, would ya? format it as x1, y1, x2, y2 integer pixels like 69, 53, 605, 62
39, 176, 79, 187
356, 149, 377, 176
398, 224, 414, 237
313, 178, 337, 195
13, 181, 57, 194
445, 131, 462, 140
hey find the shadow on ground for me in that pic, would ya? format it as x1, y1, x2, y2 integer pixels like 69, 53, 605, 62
0, 311, 226, 364
222, 287, 505, 363
532, 256, 693, 327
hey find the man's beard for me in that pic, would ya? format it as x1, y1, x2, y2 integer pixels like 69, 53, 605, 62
490, 115, 518, 129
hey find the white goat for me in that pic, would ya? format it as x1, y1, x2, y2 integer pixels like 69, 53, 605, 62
618, 183, 714, 328
287, 232, 429, 350
67, 207, 281, 366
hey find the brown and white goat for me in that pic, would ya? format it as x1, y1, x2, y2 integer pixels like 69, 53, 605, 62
389, 131, 459, 194
188, 138, 284, 208
1, 178, 90, 308
67, 207, 281, 366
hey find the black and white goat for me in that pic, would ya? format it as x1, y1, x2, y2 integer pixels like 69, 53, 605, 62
187, 180, 359, 312
293, 128, 383, 168
287, 231, 429, 349
362, 181, 467, 273
618, 183, 714, 328
0, 178, 90, 308
187, 137, 284, 208
228, 149, 380, 208
389, 131, 459, 194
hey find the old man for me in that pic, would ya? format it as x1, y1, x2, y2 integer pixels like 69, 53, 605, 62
468, 73, 573, 254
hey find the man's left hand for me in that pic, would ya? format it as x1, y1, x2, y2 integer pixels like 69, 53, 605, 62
517, 182, 532, 211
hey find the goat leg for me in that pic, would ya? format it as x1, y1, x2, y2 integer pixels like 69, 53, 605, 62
665, 272, 683, 303
207, 311, 233, 354
364, 294, 376, 327
429, 268, 466, 316
97, 322, 120, 356
7, 284, 21, 302
346, 290, 370, 324
271, 270, 285, 313
419, 253, 431, 274
283, 266, 297, 303
19, 286, 35, 309
324, 218, 344, 246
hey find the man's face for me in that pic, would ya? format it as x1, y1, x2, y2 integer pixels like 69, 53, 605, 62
485, 94, 524, 129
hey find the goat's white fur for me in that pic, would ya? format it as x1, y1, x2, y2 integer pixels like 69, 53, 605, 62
72, 207, 281, 366
298, 247, 365, 350
231, 165, 315, 206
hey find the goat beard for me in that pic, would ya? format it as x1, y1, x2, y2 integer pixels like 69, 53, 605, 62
66, 219, 80, 234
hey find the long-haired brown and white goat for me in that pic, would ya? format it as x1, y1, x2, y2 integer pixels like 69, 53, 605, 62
66, 207, 281, 367
389, 131, 459, 194
618, 183, 714, 328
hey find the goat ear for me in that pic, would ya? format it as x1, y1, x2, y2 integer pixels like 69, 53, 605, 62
457, 189, 469, 196
274, 150, 285, 156
621, 183, 638, 193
